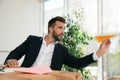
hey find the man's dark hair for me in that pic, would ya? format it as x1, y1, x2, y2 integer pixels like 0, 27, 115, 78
48, 16, 65, 32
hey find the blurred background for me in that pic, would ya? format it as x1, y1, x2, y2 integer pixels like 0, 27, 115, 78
0, 0, 120, 80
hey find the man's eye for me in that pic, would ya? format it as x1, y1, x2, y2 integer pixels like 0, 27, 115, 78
59, 27, 62, 29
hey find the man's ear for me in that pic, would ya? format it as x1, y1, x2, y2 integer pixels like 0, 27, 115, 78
49, 27, 53, 33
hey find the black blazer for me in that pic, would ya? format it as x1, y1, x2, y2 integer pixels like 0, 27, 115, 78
4, 35, 95, 70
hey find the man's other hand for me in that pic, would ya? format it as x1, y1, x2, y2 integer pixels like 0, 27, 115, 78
5, 59, 19, 68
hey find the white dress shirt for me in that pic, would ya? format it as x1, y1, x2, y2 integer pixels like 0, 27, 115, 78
32, 39, 57, 67
32, 38, 99, 67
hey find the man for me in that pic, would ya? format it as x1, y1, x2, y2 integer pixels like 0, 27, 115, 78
4, 16, 111, 70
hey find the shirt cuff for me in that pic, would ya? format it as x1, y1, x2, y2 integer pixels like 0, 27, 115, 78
93, 52, 99, 61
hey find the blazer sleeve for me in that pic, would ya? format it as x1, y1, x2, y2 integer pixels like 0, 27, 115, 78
4, 35, 32, 64
63, 47, 96, 69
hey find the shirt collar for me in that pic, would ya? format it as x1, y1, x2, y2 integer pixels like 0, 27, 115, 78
42, 37, 58, 45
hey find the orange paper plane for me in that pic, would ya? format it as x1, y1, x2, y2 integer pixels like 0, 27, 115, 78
96, 34, 116, 43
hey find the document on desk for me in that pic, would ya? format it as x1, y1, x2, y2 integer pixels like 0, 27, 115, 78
96, 34, 116, 43
14, 66, 52, 74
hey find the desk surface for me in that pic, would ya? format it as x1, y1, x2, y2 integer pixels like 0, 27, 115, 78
0, 69, 82, 80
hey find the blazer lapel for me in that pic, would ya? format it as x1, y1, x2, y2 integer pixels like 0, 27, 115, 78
31, 38, 43, 64
50, 43, 61, 70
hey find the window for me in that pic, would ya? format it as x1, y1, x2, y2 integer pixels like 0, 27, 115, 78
103, 0, 120, 34
69, 0, 97, 35
43, 0, 64, 35
103, 35, 120, 80
103, 0, 120, 79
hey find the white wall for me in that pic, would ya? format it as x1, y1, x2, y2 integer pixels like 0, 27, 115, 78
0, 51, 24, 65
0, 0, 42, 51
0, 0, 42, 64
0, 52, 9, 64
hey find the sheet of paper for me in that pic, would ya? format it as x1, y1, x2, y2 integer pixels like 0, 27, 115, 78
95, 34, 116, 43
14, 66, 52, 74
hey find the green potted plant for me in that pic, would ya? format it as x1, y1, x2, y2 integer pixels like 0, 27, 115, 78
62, 10, 94, 80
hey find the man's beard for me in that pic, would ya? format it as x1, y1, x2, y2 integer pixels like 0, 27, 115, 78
52, 31, 62, 41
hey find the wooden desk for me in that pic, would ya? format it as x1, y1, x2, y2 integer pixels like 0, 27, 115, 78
0, 70, 82, 80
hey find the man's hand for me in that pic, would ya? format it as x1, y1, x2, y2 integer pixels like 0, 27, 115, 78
96, 39, 111, 58
5, 59, 19, 68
